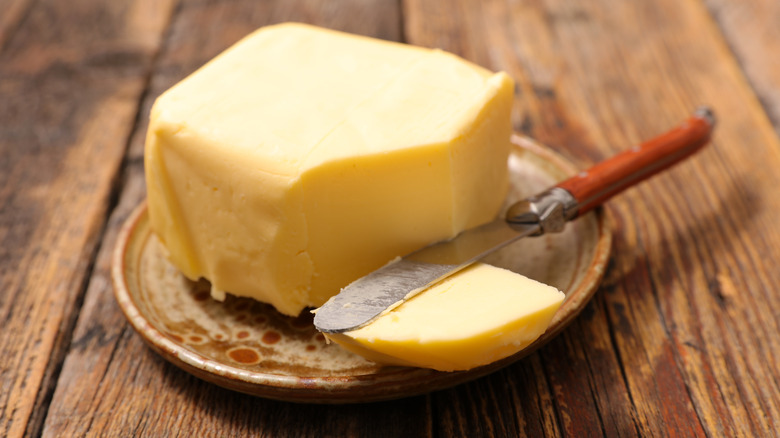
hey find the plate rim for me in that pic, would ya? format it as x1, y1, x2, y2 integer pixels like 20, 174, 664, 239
111, 135, 613, 403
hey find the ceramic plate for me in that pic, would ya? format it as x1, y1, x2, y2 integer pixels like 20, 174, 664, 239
112, 136, 612, 403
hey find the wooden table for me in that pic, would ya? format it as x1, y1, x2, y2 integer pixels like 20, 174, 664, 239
3, 0, 779, 436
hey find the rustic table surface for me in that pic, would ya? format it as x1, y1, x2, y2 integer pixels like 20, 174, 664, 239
3, 0, 780, 436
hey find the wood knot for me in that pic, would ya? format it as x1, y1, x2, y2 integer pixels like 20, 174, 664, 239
708, 273, 736, 308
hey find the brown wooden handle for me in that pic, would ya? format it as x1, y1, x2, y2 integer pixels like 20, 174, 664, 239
557, 107, 715, 216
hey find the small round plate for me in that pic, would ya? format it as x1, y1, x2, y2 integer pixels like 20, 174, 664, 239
112, 136, 612, 403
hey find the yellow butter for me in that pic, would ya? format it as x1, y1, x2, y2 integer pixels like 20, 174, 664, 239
145, 23, 514, 316
325, 263, 564, 371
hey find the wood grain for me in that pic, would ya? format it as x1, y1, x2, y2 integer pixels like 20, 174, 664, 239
403, 0, 780, 435
704, 0, 780, 130
0, 0, 31, 51
0, 1, 176, 436
2, 0, 780, 436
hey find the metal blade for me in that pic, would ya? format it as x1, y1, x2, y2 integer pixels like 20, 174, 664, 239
313, 220, 540, 333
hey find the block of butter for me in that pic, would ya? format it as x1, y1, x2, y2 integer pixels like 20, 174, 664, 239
324, 263, 565, 371
145, 23, 514, 316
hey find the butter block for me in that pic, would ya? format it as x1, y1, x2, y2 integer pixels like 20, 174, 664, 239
145, 23, 514, 316
325, 263, 564, 371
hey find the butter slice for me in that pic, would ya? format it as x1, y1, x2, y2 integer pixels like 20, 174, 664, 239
145, 23, 514, 316
325, 264, 564, 371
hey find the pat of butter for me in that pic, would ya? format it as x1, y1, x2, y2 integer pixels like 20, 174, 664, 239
145, 23, 514, 316
325, 263, 564, 371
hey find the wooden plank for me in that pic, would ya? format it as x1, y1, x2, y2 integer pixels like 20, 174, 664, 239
403, 0, 780, 435
704, 0, 780, 129
0, 0, 31, 50
0, 1, 177, 437
431, 356, 560, 437
39, 1, 432, 437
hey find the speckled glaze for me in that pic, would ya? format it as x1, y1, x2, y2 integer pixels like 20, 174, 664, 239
112, 136, 612, 403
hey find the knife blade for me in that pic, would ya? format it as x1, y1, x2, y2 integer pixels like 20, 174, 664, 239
314, 107, 715, 333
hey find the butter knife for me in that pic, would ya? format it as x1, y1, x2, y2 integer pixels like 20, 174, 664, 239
314, 107, 715, 333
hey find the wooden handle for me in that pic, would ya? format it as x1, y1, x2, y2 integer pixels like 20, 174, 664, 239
557, 107, 715, 216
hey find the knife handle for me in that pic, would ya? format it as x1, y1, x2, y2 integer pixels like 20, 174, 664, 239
557, 107, 715, 217
505, 108, 715, 234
